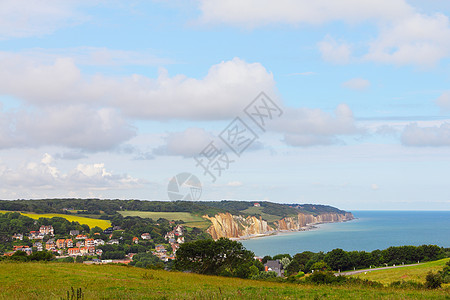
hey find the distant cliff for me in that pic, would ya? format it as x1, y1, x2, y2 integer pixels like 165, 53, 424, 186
204, 212, 354, 240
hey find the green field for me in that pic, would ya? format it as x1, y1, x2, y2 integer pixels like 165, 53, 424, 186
240, 206, 288, 223
0, 210, 111, 230
0, 262, 448, 299
352, 258, 450, 286
118, 211, 212, 229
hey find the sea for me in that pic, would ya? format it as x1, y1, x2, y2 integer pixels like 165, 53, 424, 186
240, 211, 450, 257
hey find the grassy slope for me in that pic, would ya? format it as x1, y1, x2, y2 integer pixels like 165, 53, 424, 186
240, 206, 283, 223
353, 258, 450, 286
118, 211, 212, 229
0, 262, 448, 300
0, 210, 111, 230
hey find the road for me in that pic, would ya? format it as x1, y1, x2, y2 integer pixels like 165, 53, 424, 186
336, 263, 421, 276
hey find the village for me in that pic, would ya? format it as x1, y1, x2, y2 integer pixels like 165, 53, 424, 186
5, 223, 186, 264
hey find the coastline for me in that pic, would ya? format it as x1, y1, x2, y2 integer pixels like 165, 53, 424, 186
231, 224, 324, 241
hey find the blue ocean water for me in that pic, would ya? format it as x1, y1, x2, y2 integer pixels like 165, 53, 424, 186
241, 211, 450, 256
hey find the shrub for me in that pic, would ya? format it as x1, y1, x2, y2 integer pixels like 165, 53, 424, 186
425, 271, 442, 289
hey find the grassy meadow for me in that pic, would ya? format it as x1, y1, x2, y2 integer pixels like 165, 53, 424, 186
0, 262, 448, 299
0, 210, 111, 230
118, 211, 212, 229
352, 258, 450, 287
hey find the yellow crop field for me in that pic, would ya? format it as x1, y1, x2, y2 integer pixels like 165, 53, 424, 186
0, 211, 111, 229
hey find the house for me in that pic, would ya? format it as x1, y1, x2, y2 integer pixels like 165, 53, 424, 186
164, 232, 175, 240
46, 239, 56, 251
107, 239, 119, 245
171, 243, 180, 253
85, 238, 95, 247
96, 249, 103, 256
177, 237, 185, 244
56, 239, 66, 249
141, 233, 151, 240
168, 238, 176, 244
76, 234, 87, 240
80, 247, 89, 255
254, 203, 260, 207
132, 237, 139, 244
69, 230, 80, 236
76, 241, 85, 248
12, 233, 23, 240
66, 239, 73, 248
15, 247, 33, 255
29, 231, 42, 240
39, 225, 54, 236
264, 260, 284, 277
68, 247, 80, 256
94, 239, 105, 246
155, 245, 166, 252
174, 225, 184, 236
33, 242, 43, 251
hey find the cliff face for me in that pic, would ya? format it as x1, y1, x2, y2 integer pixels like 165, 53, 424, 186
204, 213, 274, 239
205, 212, 354, 239
276, 212, 354, 231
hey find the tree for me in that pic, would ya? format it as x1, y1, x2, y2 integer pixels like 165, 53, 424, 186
425, 271, 442, 289
311, 261, 330, 271
324, 248, 350, 271
174, 238, 255, 277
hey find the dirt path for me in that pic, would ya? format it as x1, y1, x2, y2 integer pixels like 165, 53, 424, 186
336, 263, 421, 276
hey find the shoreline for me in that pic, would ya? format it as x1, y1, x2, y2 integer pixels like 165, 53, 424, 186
230, 222, 340, 241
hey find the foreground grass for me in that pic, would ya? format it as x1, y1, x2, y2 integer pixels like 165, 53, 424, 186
353, 258, 450, 287
118, 211, 211, 229
0, 210, 111, 230
0, 262, 449, 299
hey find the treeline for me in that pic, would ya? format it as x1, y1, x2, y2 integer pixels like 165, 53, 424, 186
0, 199, 228, 216
264, 244, 446, 275
0, 199, 351, 220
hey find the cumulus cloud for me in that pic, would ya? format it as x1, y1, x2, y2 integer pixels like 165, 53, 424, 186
0, 154, 144, 191
435, 91, 450, 110
270, 104, 361, 146
342, 78, 371, 91
364, 13, 450, 66
153, 128, 216, 157
401, 123, 450, 146
0, 105, 135, 151
0, 0, 90, 39
318, 36, 352, 64
0, 54, 276, 120
196, 0, 450, 66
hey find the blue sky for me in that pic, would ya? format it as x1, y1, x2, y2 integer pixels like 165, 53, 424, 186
1, 0, 450, 210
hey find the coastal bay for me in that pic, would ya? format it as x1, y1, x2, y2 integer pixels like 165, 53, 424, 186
241, 211, 450, 256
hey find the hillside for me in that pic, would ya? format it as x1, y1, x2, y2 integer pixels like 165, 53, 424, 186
0, 262, 448, 299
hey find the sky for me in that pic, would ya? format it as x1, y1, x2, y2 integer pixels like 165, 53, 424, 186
1, 0, 450, 210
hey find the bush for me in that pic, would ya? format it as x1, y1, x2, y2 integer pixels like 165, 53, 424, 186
425, 271, 442, 289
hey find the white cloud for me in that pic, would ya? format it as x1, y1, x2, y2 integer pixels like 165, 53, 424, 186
364, 13, 450, 66
196, 0, 450, 66
401, 123, 450, 146
153, 128, 216, 157
342, 78, 371, 91
0, 105, 135, 151
435, 91, 450, 110
270, 104, 361, 146
0, 154, 144, 191
197, 0, 411, 27
0, 54, 276, 120
318, 36, 352, 64
0, 0, 91, 39
371, 183, 379, 190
